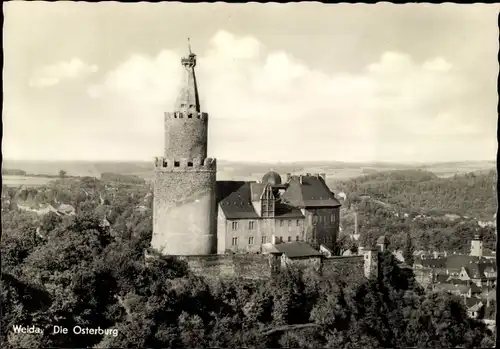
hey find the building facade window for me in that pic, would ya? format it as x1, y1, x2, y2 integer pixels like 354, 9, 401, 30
288, 236, 292, 242
232, 222, 238, 231
280, 236, 284, 242
296, 235, 300, 241
280, 220, 284, 227
248, 236, 254, 245
296, 220, 300, 226
262, 236, 267, 244
288, 220, 292, 227
249, 221, 255, 230
232, 237, 238, 246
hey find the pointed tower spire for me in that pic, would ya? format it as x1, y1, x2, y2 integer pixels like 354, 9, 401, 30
175, 38, 200, 113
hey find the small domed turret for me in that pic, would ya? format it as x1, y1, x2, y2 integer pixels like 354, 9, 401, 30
262, 170, 282, 186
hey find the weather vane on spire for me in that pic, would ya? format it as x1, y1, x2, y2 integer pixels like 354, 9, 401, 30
181, 37, 196, 68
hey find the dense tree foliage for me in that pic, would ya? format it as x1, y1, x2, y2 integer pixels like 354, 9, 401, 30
1, 175, 495, 348
334, 169, 496, 220
333, 169, 496, 253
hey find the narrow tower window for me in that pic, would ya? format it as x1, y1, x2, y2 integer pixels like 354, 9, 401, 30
187, 161, 193, 167
174, 161, 180, 167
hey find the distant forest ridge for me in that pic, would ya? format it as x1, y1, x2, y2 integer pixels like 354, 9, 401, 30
2, 159, 496, 180
332, 168, 497, 221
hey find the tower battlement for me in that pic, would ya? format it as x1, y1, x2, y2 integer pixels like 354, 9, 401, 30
165, 111, 209, 121
154, 157, 216, 172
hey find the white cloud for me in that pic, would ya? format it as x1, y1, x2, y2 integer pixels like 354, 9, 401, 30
29, 58, 98, 88
423, 57, 453, 72
86, 30, 488, 162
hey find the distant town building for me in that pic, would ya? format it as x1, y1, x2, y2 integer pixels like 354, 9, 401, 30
376, 235, 389, 252
413, 235, 496, 321
470, 234, 484, 257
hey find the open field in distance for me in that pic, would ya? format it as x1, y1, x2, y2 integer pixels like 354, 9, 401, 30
2, 159, 495, 187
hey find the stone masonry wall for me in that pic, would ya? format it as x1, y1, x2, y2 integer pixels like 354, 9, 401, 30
180, 254, 277, 280
180, 254, 368, 285
321, 255, 366, 286
152, 168, 217, 255
164, 112, 208, 160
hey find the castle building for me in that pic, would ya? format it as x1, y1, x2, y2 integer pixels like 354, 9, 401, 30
152, 43, 341, 256
216, 172, 341, 254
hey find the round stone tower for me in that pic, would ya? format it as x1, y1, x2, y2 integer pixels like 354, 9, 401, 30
152, 40, 217, 256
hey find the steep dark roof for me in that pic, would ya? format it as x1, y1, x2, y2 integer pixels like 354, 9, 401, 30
465, 298, 483, 310
274, 202, 304, 218
464, 262, 496, 279
420, 258, 446, 268
273, 241, 322, 258
434, 283, 470, 294
435, 274, 449, 283
216, 181, 259, 219
377, 235, 389, 245
445, 255, 480, 270
217, 181, 305, 220
481, 263, 497, 275
463, 264, 484, 279
249, 182, 267, 202
446, 277, 468, 285
281, 175, 341, 208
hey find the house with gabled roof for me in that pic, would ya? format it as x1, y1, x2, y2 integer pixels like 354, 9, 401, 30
459, 262, 497, 288
433, 282, 481, 298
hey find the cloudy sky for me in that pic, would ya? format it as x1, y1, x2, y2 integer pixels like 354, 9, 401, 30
3, 2, 498, 163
